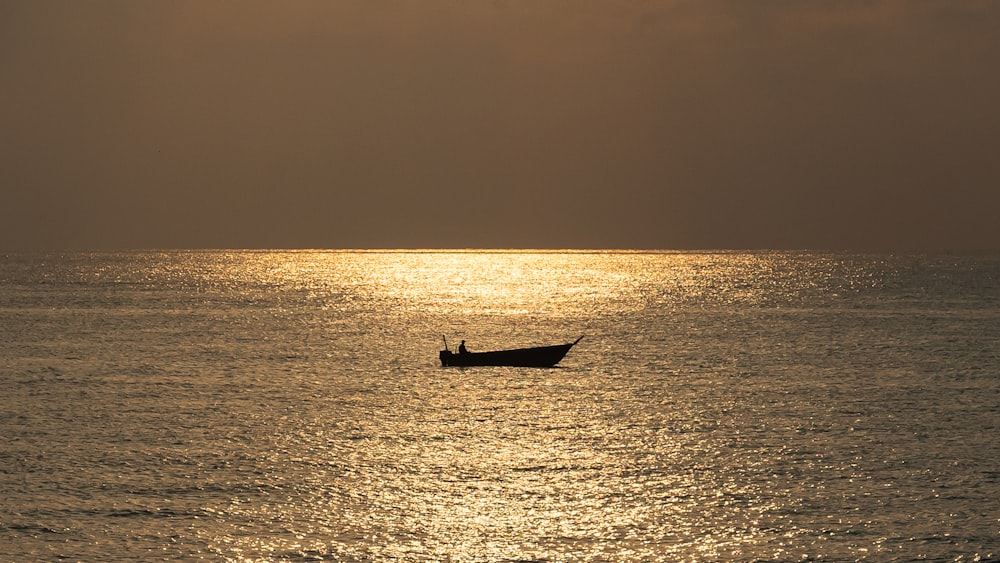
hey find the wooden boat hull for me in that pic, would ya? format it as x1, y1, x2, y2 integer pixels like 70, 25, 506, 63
439, 336, 583, 368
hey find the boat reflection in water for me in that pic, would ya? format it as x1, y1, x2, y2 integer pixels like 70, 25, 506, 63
439, 336, 584, 367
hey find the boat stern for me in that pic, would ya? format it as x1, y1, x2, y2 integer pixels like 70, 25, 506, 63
439, 350, 453, 366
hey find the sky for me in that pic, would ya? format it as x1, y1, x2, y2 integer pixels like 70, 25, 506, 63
2, 1, 999, 251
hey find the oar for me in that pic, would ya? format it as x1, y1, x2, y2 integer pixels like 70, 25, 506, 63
442, 335, 450, 352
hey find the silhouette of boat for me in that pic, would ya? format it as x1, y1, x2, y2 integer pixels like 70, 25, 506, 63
439, 336, 584, 367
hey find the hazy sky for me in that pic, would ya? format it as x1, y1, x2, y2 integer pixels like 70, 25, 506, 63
3, 1, 998, 251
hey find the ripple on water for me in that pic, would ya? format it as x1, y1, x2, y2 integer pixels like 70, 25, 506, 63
2, 251, 999, 561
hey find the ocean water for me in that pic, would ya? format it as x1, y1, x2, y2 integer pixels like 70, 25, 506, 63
1, 250, 998, 562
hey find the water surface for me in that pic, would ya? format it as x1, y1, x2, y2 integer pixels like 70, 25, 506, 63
2, 251, 998, 560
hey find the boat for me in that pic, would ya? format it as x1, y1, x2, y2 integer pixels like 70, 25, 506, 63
439, 336, 584, 367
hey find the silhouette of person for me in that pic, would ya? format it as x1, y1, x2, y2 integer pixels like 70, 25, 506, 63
458, 340, 468, 354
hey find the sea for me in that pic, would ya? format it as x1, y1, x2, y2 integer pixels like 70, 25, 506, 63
1, 250, 998, 562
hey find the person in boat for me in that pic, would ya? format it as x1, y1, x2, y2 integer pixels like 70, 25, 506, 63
458, 340, 468, 354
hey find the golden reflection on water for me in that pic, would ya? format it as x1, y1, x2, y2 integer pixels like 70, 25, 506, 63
170, 249, 874, 318
175, 251, 918, 560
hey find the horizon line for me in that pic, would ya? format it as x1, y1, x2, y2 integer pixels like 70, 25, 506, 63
2, 247, 997, 256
